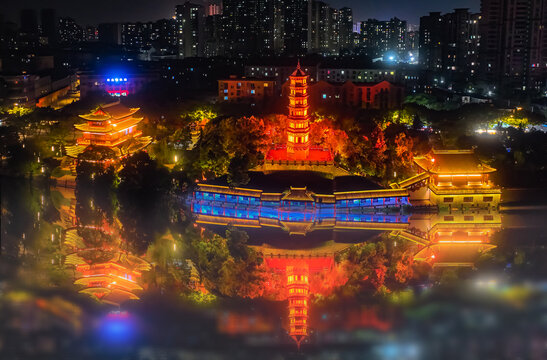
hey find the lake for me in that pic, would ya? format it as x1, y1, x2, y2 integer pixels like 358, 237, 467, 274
1, 178, 547, 359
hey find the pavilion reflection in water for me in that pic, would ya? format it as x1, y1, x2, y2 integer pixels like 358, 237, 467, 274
192, 199, 501, 347
56, 187, 150, 307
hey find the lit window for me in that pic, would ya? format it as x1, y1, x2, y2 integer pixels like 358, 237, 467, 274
224, 96, 228, 100
251, 89, 255, 94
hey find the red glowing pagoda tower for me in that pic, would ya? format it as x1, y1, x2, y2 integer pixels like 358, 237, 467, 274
287, 263, 310, 347
265, 62, 332, 163
262, 256, 336, 349
287, 61, 311, 160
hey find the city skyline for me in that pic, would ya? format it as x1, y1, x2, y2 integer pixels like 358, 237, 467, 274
2, 0, 480, 25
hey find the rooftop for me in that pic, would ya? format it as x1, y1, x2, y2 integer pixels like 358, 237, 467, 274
79, 101, 140, 121
291, 61, 308, 77
414, 149, 496, 174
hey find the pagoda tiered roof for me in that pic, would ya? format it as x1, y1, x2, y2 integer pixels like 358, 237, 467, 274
78, 101, 140, 121
67, 100, 151, 158
74, 116, 143, 133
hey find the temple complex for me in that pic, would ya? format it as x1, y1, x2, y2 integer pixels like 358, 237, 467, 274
392, 149, 501, 209
65, 100, 151, 159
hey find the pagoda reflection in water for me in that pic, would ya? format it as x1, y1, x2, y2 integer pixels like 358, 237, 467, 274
57, 187, 150, 307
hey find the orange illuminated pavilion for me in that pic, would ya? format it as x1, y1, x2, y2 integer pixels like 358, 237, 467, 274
66, 100, 152, 158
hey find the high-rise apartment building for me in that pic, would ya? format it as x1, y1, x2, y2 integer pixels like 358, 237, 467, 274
98, 23, 122, 45
282, 0, 309, 55
176, 2, 204, 58
121, 22, 154, 49
419, 9, 480, 86
337, 7, 354, 52
40, 9, 58, 45
152, 19, 177, 53
480, 0, 546, 93
59, 17, 83, 44
308, 1, 336, 54
360, 17, 407, 58
307, 1, 353, 55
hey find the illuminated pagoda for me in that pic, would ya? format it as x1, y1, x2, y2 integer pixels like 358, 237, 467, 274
286, 61, 311, 160
262, 256, 334, 349
286, 263, 310, 346
65, 100, 152, 159
392, 149, 501, 209
266, 62, 332, 163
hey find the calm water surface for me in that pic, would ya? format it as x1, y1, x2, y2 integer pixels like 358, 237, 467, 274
1, 178, 547, 359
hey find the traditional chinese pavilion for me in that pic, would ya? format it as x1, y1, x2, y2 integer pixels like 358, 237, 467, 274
392, 149, 501, 209
266, 62, 332, 163
65, 100, 152, 159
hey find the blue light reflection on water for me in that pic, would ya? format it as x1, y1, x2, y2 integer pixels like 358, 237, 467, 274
97, 312, 136, 345
191, 201, 409, 224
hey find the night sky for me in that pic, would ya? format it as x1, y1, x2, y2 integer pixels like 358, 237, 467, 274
2, 0, 480, 26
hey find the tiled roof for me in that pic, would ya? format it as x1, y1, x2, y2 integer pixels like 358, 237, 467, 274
79, 101, 140, 121
414, 149, 496, 174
